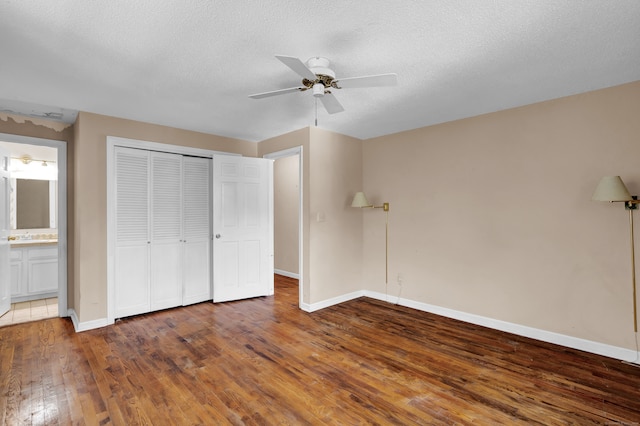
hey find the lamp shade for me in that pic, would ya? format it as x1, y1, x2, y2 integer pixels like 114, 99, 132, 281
351, 191, 371, 208
592, 176, 632, 201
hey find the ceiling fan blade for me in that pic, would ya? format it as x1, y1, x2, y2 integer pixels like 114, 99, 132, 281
275, 55, 317, 80
335, 73, 397, 89
249, 86, 306, 99
319, 92, 345, 114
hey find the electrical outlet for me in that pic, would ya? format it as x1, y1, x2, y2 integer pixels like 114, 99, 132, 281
397, 273, 404, 286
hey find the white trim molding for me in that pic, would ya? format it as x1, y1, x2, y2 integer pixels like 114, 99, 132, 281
303, 290, 365, 313
106, 136, 239, 159
68, 309, 112, 332
304, 289, 639, 364
0, 133, 68, 320
263, 146, 304, 310
363, 290, 639, 365
68, 281, 640, 364
274, 269, 300, 279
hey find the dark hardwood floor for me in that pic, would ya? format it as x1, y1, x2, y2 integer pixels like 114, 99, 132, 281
1, 275, 640, 425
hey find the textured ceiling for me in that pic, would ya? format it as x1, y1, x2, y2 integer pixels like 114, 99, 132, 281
1, 1, 639, 143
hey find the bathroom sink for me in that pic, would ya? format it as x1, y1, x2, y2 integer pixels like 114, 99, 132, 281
10, 239, 58, 245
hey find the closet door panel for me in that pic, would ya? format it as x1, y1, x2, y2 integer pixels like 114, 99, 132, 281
183, 240, 210, 304
114, 147, 150, 318
182, 157, 211, 305
115, 245, 149, 317
150, 152, 183, 310
150, 242, 182, 310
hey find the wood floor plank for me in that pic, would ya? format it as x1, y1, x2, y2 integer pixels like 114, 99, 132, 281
1, 275, 640, 424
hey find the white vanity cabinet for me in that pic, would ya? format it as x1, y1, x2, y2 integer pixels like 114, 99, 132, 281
10, 243, 58, 302
9, 249, 23, 296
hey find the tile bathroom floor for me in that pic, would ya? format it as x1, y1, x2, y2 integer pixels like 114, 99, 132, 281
0, 297, 58, 327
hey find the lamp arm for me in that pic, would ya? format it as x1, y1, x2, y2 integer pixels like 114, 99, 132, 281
371, 203, 390, 211
605, 198, 639, 210
360, 203, 389, 211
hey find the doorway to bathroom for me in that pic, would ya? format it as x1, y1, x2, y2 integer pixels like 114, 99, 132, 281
0, 134, 67, 326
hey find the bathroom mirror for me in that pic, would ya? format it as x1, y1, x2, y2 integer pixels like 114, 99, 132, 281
10, 178, 57, 230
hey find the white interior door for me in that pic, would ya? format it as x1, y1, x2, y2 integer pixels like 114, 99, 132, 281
0, 147, 11, 317
213, 155, 273, 302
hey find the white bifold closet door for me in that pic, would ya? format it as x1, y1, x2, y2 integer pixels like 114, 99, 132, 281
115, 147, 151, 318
114, 147, 211, 319
150, 152, 183, 311
182, 156, 211, 305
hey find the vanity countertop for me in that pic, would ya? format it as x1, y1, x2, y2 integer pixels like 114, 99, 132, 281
10, 239, 58, 248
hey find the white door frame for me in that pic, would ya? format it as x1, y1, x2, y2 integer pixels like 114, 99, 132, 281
0, 133, 68, 318
263, 146, 304, 309
0, 146, 10, 317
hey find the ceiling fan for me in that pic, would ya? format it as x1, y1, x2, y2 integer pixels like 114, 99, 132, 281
249, 55, 397, 114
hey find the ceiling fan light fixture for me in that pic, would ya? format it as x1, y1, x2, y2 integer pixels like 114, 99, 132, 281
312, 83, 325, 97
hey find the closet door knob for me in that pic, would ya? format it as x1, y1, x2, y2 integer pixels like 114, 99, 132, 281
215, 234, 221, 239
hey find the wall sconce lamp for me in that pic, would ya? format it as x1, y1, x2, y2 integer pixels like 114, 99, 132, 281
592, 176, 639, 332
352, 192, 389, 284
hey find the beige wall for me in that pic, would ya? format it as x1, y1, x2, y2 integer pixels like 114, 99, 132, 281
274, 155, 299, 275
364, 81, 640, 349
258, 127, 365, 305
308, 127, 363, 302
73, 111, 256, 323
6, 79, 638, 353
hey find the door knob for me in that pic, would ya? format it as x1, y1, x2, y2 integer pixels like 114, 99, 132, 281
215, 234, 221, 239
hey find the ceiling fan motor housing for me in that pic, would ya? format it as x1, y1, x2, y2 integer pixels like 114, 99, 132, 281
306, 57, 335, 79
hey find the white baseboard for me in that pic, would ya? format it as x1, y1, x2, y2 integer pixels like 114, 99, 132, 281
304, 290, 365, 312
66, 289, 640, 364
303, 290, 639, 363
68, 309, 112, 332
364, 290, 639, 364
299, 302, 312, 312
274, 269, 300, 279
